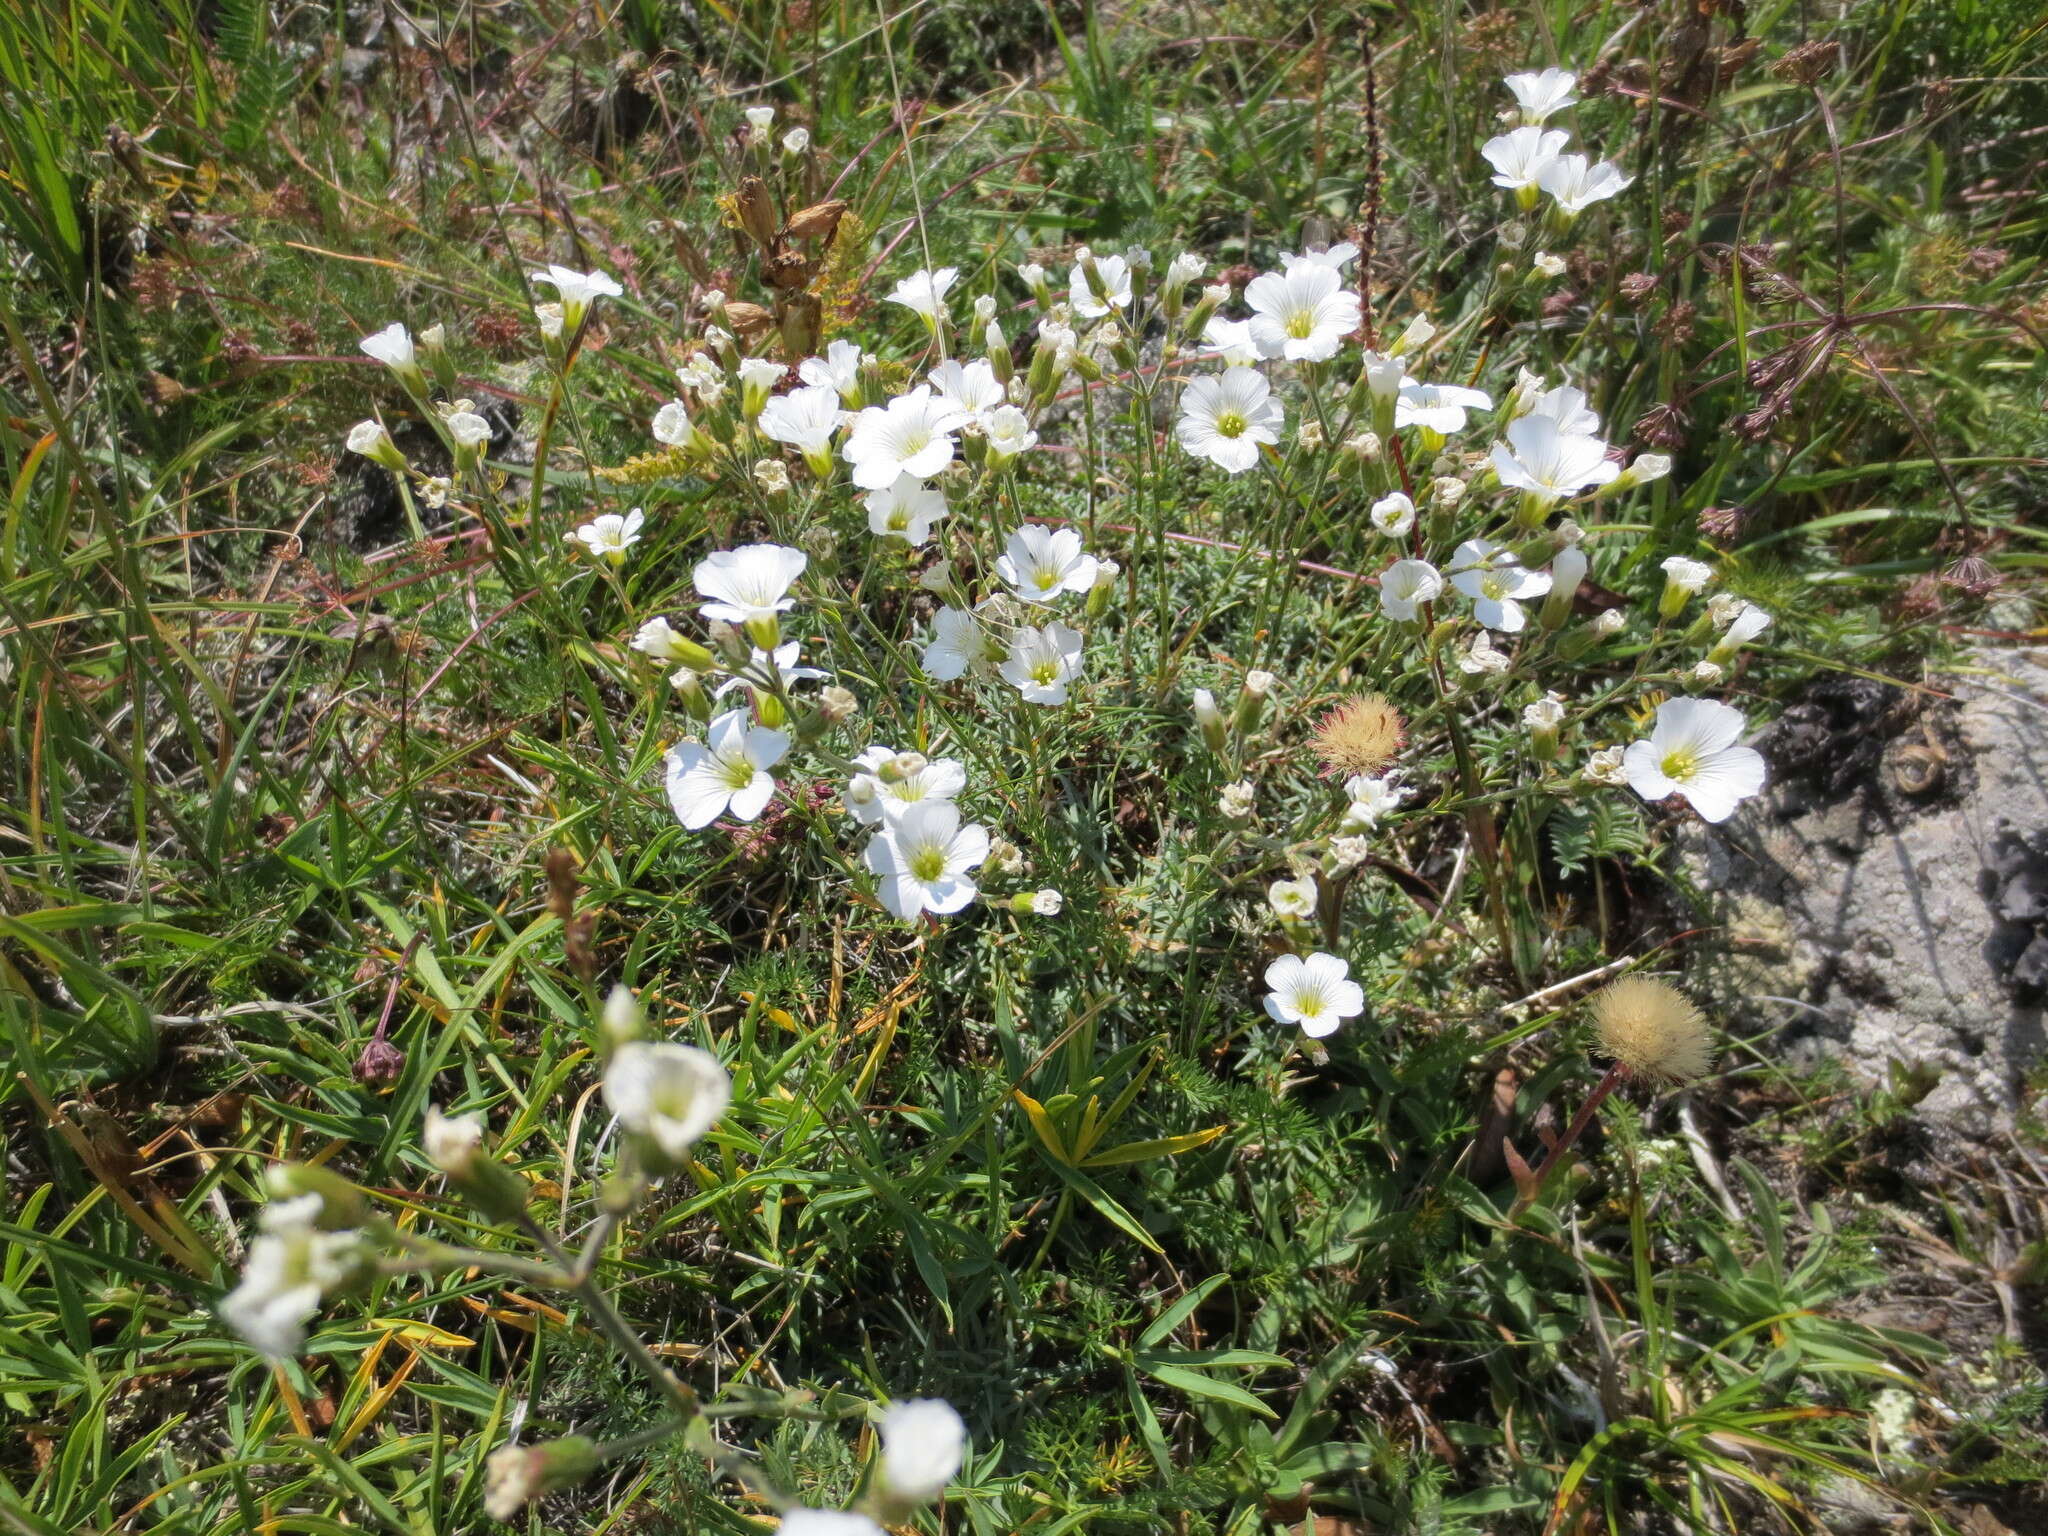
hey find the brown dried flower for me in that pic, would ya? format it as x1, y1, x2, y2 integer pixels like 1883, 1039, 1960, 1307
1312, 693, 1406, 778
1590, 975, 1715, 1083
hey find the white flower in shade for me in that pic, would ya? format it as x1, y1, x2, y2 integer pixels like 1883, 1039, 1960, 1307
1481, 126, 1570, 191
1177, 367, 1284, 473
1369, 492, 1415, 538
1583, 745, 1629, 786
1261, 951, 1365, 1039
1521, 382, 1602, 437
928, 359, 1006, 430
759, 384, 845, 462
1245, 262, 1362, 362
1524, 692, 1567, 731
603, 1041, 732, 1161
1268, 877, 1318, 921
1537, 154, 1634, 215
1491, 414, 1620, 504
864, 476, 950, 545
865, 800, 991, 918
999, 621, 1086, 704
778, 1514, 884, 1536
1068, 253, 1133, 319
1359, 350, 1406, 401
800, 339, 868, 403
693, 543, 807, 627
220, 1196, 362, 1359
565, 508, 646, 564
844, 746, 967, 826
1281, 240, 1359, 274
744, 104, 776, 141
878, 1398, 968, 1503
664, 708, 790, 828
886, 267, 959, 322
1218, 781, 1256, 819
530, 265, 623, 327
347, 419, 403, 468
782, 126, 810, 155
1458, 630, 1513, 675
844, 387, 966, 491
1531, 252, 1568, 279
1341, 772, 1408, 831
1623, 697, 1767, 823
631, 617, 695, 664
985, 406, 1039, 463
996, 525, 1098, 603
1661, 556, 1714, 593
1449, 539, 1552, 632
1722, 603, 1772, 645
920, 607, 995, 681
359, 323, 418, 375
1028, 888, 1064, 915
423, 1106, 484, 1176
446, 412, 491, 451
1198, 315, 1262, 368
713, 642, 828, 700
1395, 381, 1495, 436
677, 353, 726, 403
755, 459, 791, 496
1376, 558, 1443, 622
1504, 67, 1578, 124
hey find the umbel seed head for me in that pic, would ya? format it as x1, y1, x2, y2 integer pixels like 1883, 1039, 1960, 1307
1312, 693, 1407, 778
1589, 975, 1715, 1083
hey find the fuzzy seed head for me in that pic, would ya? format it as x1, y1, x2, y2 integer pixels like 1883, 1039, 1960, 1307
1312, 693, 1407, 778
1589, 976, 1714, 1083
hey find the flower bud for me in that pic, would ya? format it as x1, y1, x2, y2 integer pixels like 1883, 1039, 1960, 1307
602, 984, 647, 1052
1085, 557, 1120, 620
347, 419, 409, 473
264, 1163, 368, 1229
423, 1106, 530, 1223
483, 1436, 602, 1522
1540, 546, 1587, 631
1192, 688, 1228, 753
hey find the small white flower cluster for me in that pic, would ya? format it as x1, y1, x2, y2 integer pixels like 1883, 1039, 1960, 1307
1481, 69, 1632, 219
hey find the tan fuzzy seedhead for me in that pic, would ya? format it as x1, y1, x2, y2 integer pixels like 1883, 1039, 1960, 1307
1590, 975, 1715, 1083
1312, 693, 1407, 778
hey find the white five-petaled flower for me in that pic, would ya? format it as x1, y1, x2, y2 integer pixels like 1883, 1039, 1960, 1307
1661, 555, 1715, 593
999, 621, 1086, 705
844, 387, 967, 490
693, 543, 807, 628
1341, 772, 1408, 832
1459, 630, 1513, 675
1268, 876, 1318, 921
1537, 154, 1634, 215
1245, 262, 1362, 363
865, 475, 950, 546
565, 508, 646, 564
664, 708, 790, 828
1449, 539, 1553, 633
844, 746, 968, 826
759, 383, 845, 465
1280, 240, 1359, 274
800, 339, 867, 404
1068, 253, 1133, 319
1198, 315, 1262, 368
1394, 381, 1496, 436
1177, 367, 1284, 473
1369, 492, 1416, 538
1622, 697, 1767, 824
928, 358, 1007, 431
1261, 951, 1365, 1039
359, 323, 419, 379
530, 264, 623, 328
1491, 414, 1620, 506
865, 800, 991, 918
1376, 558, 1444, 622
603, 1040, 732, 1162
219, 1195, 362, 1360
985, 405, 1039, 463
878, 1398, 968, 1503
886, 267, 959, 322
1481, 126, 1570, 191
996, 525, 1099, 603
920, 607, 995, 681
1520, 382, 1602, 437
1504, 67, 1578, 124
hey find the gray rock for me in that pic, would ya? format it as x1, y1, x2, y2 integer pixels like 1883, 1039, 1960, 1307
1681, 647, 2048, 1129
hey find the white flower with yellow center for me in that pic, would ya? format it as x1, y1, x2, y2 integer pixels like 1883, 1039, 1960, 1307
844, 746, 968, 826
693, 543, 807, 632
919, 607, 995, 681
1504, 67, 1578, 124
759, 383, 845, 473
1490, 414, 1619, 508
998, 621, 1085, 704
1176, 366, 1283, 473
996, 526, 1099, 604
1482, 126, 1569, 193
864, 476, 950, 546
1261, 951, 1365, 1039
1268, 877, 1318, 921
663, 708, 790, 828
1245, 262, 1362, 363
1622, 697, 1767, 823
865, 801, 991, 918
1449, 539, 1553, 633
603, 1040, 731, 1162
844, 386, 967, 491
564, 508, 646, 565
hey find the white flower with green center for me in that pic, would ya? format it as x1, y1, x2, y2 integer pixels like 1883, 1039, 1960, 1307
1261, 951, 1365, 1039
1622, 697, 1767, 823
663, 708, 790, 829
693, 543, 807, 631
529, 264, 622, 331
928, 358, 1006, 431
219, 1195, 364, 1359
1268, 876, 1318, 921
864, 475, 950, 546
1376, 558, 1443, 622
1491, 414, 1620, 508
1449, 538, 1553, 633
564, 508, 646, 565
919, 606, 995, 681
844, 745, 968, 827
998, 621, 1085, 705
1068, 252, 1133, 319
864, 800, 991, 918
602, 1040, 731, 1163
885, 267, 958, 322
760, 383, 845, 470
1369, 492, 1415, 538
996, 526, 1099, 604
799, 339, 867, 404
844, 386, 967, 491
1176, 366, 1284, 474
985, 406, 1040, 464
1394, 380, 1495, 436
1504, 67, 1578, 124
1245, 262, 1362, 362
1481, 126, 1569, 193
1537, 153, 1634, 215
